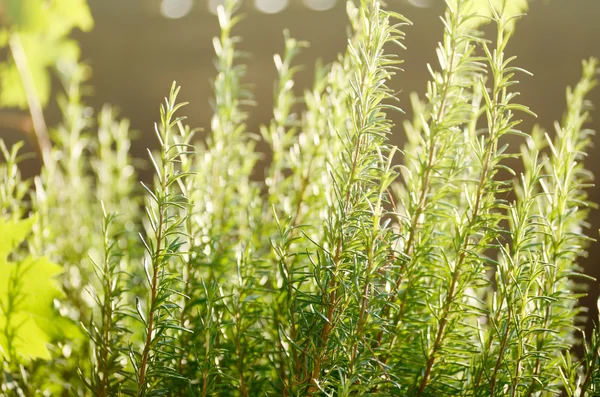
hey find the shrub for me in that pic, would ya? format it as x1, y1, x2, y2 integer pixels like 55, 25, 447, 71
1, 0, 599, 395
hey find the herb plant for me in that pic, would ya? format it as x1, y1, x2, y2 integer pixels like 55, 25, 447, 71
1, 0, 599, 395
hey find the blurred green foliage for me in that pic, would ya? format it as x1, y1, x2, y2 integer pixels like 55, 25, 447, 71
0, 0, 93, 108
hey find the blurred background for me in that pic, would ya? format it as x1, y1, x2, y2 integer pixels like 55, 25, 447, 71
2, 0, 600, 326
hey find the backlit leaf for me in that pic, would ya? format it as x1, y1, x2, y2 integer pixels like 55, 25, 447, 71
0, 218, 63, 362
0, 0, 93, 108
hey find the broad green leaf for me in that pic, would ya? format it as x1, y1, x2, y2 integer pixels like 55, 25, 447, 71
0, 0, 48, 33
51, 0, 94, 34
0, 0, 93, 108
0, 217, 35, 260
0, 29, 9, 47
0, 312, 51, 360
0, 218, 63, 362
0, 34, 81, 108
0, 0, 93, 34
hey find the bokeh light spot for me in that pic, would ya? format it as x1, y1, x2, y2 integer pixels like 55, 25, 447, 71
160, 0, 193, 19
254, 0, 289, 14
407, 0, 433, 7
208, 0, 226, 15
303, 0, 336, 11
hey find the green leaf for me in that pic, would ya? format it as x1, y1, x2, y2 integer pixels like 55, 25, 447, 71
0, 217, 35, 261
0, 34, 81, 108
51, 0, 94, 34
0, 218, 63, 362
0, 0, 93, 34
0, 0, 93, 108
0, 0, 48, 33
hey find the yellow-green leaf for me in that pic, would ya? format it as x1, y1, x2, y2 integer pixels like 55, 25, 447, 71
0, 217, 35, 261
0, 218, 63, 362
0, 0, 93, 108
51, 0, 94, 33
0, 0, 48, 33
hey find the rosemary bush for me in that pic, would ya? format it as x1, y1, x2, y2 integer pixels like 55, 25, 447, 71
1, 0, 600, 395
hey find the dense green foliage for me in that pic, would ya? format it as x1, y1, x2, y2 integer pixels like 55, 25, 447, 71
1, 0, 600, 395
